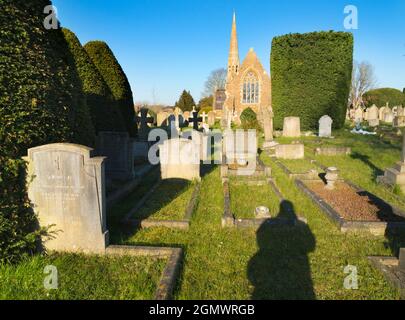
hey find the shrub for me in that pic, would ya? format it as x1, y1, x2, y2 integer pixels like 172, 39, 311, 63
62, 29, 126, 134
240, 107, 260, 130
84, 41, 136, 136
363, 88, 405, 108
271, 31, 353, 130
0, 1, 94, 262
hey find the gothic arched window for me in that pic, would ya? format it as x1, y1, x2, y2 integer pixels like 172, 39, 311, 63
242, 72, 259, 104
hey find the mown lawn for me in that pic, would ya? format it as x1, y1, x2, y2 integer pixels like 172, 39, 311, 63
0, 253, 165, 300
229, 178, 280, 219
2, 125, 405, 300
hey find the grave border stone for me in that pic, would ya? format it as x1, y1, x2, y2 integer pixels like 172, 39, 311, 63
221, 158, 305, 229
122, 179, 201, 230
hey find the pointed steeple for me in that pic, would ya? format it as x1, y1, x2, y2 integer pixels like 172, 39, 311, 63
227, 12, 240, 81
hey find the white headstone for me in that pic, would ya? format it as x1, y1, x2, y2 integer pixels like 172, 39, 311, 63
318, 115, 333, 138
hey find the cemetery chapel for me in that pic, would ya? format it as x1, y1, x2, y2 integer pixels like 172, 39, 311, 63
223, 13, 272, 122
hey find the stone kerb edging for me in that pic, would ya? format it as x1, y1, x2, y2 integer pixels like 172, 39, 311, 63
295, 178, 405, 236
122, 180, 201, 230
106, 245, 183, 300
221, 163, 306, 229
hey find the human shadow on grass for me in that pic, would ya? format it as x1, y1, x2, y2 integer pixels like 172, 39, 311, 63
247, 200, 316, 300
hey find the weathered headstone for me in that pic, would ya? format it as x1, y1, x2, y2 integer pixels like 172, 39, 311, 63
96, 132, 135, 180
383, 108, 394, 123
283, 117, 301, 138
393, 116, 405, 128
367, 105, 380, 127
354, 108, 364, 122
24, 143, 109, 253
159, 138, 201, 181
318, 115, 333, 138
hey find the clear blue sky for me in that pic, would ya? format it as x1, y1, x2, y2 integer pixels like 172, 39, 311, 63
52, 0, 404, 105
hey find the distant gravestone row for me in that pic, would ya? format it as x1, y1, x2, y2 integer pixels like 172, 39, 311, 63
349, 104, 405, 128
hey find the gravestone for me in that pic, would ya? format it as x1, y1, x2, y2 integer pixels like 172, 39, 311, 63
24, 143, 109, 253
354, 108, 363, 122
96, 132, 135, 180
275, 144, 304, 160
383, 108, 394, 123
135, 108, 154, 141
379, 132, 405, 193
188, 106, 203, 131
201, 112, 208, 124
157, 111, 169, 127
159, 138, 201, 181
182, 130, 211, 162
223, 130, 257, 164
262, 106, 276, 149
393, 116, 405, 128
283, 117, 301, 138
367, 105, 380, 127
318, 115, 333, 138
379, 106, 388, 121
208, 111, 216, 127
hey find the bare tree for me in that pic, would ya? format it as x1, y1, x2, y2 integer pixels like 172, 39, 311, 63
202, 68, 227, 97
349, 61, 377, 109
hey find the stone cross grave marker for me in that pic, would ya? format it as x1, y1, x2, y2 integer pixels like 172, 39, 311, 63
136, 108, 154, 141
188, 106, 203, 131
24, 143, 109, 253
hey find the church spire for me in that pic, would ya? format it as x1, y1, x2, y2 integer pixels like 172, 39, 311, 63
227, 12, 240, 81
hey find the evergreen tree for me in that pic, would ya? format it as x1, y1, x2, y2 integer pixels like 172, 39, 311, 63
0, 0, 94, 262
62, 29, 126, 133
84, 41, 137, 136
175, 90, 196, 112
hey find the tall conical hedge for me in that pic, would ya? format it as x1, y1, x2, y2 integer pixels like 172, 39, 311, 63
0, 0, 94, 262
62, 29, 126, 134
271, 31, 353, 130
84, 41, 136, 136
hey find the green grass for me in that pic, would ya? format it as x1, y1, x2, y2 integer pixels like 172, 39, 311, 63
0, 253, 165, 300
278, 159, 319, 174
134, 180, 195, 220
229, 178, 280, 219
4, 127, 405, 300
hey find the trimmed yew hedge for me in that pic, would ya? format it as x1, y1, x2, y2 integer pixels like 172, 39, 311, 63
363, 88, 405, 108
271, 31, 353, 130
62, 29, 126, 133
0, 1, 94, 262
84, 41, 136, 136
